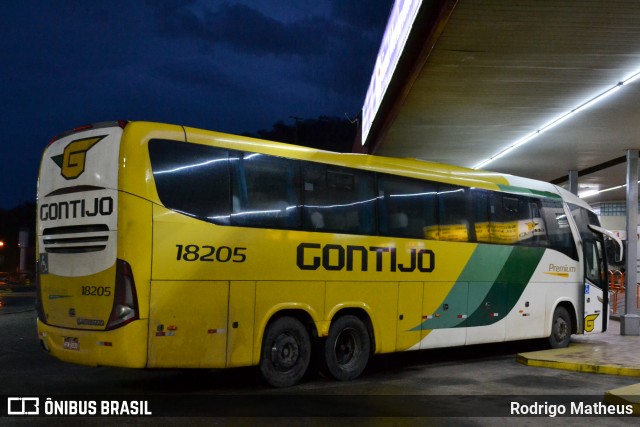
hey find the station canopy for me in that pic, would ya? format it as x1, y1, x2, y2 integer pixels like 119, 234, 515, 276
360, 0, 640, 205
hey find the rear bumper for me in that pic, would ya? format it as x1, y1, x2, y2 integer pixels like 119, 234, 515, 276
37, 318, 149, 368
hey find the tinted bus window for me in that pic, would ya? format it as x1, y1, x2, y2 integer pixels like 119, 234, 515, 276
149, 139, 231, 224
541, 199, 577, 260
472, 188, 491, 243
231, 153, 301, 229
439, 185, 472, 242
377, 174, 437, 239
489, 193, 537, 246
303, 163, 375, 235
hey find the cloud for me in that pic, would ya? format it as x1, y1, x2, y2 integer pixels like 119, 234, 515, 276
160, 58, 237, 90
330, 0, 394, 32
147, 0, 392, 98
152, 2, 331, 57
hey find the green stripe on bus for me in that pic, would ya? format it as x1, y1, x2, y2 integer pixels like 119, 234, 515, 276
411, 245, 545, 331
411, 244, 514, 330
466, 246, 545, 327
497, 184, 561, 200
459, 244, 513, 282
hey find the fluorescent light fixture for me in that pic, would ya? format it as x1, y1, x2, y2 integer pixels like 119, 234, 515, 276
623, 70, 640, 86
580, 182, 638, 199
572, 84, 621, 115
538, 111, 575, 134
578, 190, 600, 198
473, 71, 640, 170
474, 132, 538, 169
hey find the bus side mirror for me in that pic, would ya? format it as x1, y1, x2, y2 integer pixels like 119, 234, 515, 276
588, 224, 624, 263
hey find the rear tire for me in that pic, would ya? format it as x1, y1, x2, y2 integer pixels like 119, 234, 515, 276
260, 316, 311, 388
549, 306, 572, 348
324, 315, 370, 381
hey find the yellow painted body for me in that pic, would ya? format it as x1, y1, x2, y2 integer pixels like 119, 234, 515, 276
146, 203, 475, 367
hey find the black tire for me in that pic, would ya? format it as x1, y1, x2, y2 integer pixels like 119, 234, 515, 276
259, 316, 311, 388
549, 306, 572, 348
324, 315, 370, 381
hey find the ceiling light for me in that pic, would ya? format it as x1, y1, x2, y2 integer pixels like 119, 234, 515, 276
578, 190, 600, 198
473, 71, 640, 170
622, 71, 640, 86
580, 182, 639, 199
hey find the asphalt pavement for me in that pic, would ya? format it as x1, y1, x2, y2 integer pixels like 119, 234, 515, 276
1, 290, 639, 424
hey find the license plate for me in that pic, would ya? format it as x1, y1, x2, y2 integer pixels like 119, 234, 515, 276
63, 336, 79, 351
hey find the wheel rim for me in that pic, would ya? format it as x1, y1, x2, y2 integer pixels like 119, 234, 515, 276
334, 327, 359, 367
270, 333, 299, 370
555, 317, 569, 342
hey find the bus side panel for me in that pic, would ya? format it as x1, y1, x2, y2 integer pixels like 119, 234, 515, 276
528, 250, 581, 338
465, 282, 506, 345
325, 281, 398, 354
147, 280, 229, 368
420, 281, 467, 349
504, 283, 547, 341
396, 281, 423, 351
227, 281, 256, 367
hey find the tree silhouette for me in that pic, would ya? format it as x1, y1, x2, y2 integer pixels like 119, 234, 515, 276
244, 115, 357, 153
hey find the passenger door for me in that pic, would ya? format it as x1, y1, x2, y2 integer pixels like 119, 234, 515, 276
582, 233, 607, 334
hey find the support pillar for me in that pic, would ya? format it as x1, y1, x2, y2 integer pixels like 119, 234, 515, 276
622, 149, 640, 335
568, 170, 579, 195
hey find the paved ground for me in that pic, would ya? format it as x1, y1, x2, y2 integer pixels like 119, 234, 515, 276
518, 317, 640, 413
1, 292, 639, 425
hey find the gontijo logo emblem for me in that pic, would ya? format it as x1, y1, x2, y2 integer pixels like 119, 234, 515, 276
51, 135, 106, 179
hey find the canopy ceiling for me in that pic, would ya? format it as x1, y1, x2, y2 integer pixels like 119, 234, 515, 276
364, 0, 640, 205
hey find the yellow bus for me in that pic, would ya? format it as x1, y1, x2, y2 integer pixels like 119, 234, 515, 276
36, 121, 621, 387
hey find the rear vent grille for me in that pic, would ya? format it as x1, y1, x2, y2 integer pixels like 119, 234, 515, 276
43, 224, 110, 253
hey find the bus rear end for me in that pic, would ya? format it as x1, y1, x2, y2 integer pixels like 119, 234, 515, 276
36, 121, 148, 367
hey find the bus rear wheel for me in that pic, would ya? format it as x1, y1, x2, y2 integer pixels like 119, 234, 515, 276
324, 315, 370, 381
549, 306, 572, 348
260, 316, 311, 388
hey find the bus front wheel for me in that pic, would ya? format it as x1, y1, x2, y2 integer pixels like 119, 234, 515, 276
549, 306, 572, 348
260, 316, 311, 388
324, 315, 370, 381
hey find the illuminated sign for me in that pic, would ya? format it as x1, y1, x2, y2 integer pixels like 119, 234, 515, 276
362, 0, 423, 146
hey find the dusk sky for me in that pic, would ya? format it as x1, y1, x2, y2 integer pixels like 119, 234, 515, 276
1, 0, 393, 209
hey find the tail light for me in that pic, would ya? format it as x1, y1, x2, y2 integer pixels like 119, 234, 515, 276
35, 260, 47, 323
106, 259, 139, 330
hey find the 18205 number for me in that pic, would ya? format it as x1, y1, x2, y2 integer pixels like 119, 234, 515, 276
175, 245, 247, 263
81, 286, 112, 296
